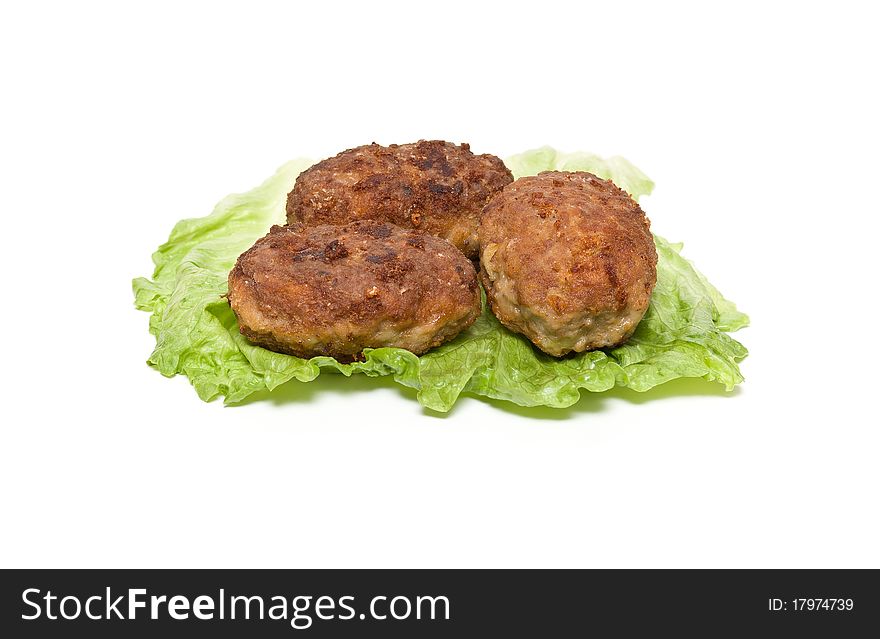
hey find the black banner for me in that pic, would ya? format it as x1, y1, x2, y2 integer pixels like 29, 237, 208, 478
1, 569, 876, 637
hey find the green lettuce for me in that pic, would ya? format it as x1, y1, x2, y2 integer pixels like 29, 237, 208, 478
133, 148, 748, 412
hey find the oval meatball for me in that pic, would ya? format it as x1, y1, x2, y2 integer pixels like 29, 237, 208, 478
286, 140, 513, 259
228, 221, 481, 360
479, 171, 657, 356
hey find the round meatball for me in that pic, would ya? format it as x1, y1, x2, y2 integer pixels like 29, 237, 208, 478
286, 140, 513, 259
479, 171, 657, 356
228, 221, 481, 360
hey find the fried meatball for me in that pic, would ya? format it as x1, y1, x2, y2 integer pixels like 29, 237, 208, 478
228, 221, 481, 360
479, 171, 657, 356
286, 140, 513, 259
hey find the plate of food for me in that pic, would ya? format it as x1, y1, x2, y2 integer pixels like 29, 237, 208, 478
133, 142, 748, 412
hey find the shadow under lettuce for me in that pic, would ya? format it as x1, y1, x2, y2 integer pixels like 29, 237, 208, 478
231, 371, 740, 421
466, 376, 741, 420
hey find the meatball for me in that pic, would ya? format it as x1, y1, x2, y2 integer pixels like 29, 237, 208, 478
228, 221, 481, 360
286, 140, 513, 259
479, 171, 657, 356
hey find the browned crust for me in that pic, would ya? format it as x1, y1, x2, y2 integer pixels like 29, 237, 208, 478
286, 140, 513, 259
227, 221, 481, 361
479, 171, 658, 355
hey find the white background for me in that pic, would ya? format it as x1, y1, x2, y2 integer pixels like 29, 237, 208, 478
2, 1, 878, 568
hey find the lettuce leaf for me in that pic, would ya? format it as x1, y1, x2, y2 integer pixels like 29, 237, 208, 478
133, 148, 748, 412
